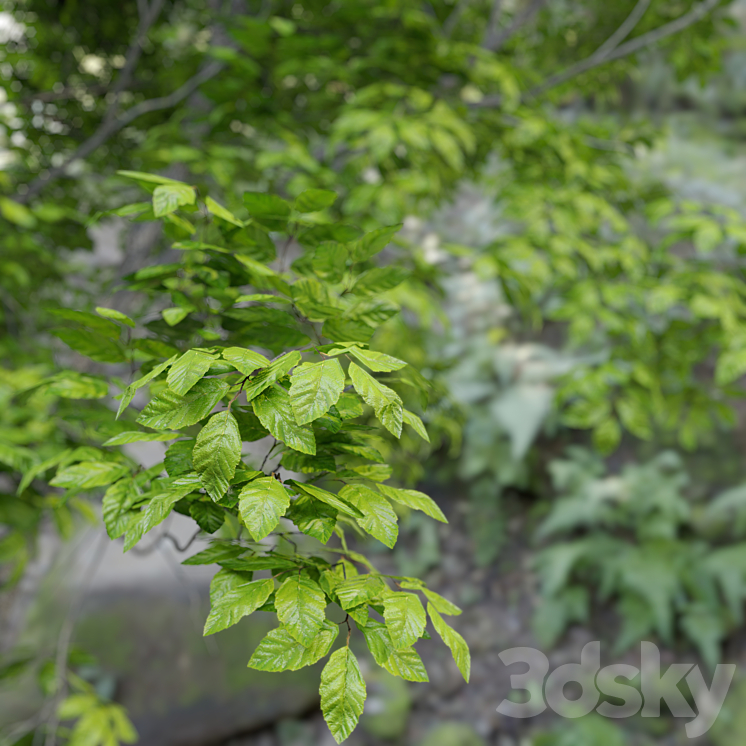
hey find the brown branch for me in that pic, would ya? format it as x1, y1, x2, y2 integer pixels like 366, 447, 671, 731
474, 0, 721, 107
19, 61, 223, 202
484, 0, 545, 53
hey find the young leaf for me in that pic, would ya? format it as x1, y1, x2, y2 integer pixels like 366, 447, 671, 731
252, 385, 316, 454
243, 192, 291, 222
95, 307, 135, 328
182, 543, 245, 566
287, 481, 364, 519
348, 362, 403, 437
204, 575, 274, 635
377, 484, 447, 523
312, 242, 348, 282
287, 494, 338, 544
152, 183, 196, 217
402, 410, 430, 442
222, 347, 271, 375
243, 351, 301, 401
335, 575, 385, 610
205, 196, 243, 226
340, 484, 398, 548
347, 346, 407, 373
320, 647, 366, 745
349, 224, 402, 262
193, 411, 242, 501
164, 439, 195, 476
238, 476, 291, 540
137, 379, 230, 430
249, 620, 339, 672
190, 501, 225, 533
123, 486, 195, 552
383, 592, 426, 649
294, 189, 337, 213
51, 461, 130, 490
428, 604, 470, 682
103, 431, 180, 446
362, 620, 429, 681
167, 350, 217, 395
102, 479, 140, 539
289, 359, 345, 425
275, 572, 327, 646
336, 392, 364, 420
351, 267, 409, 296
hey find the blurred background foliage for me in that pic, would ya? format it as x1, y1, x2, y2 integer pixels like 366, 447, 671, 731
4, 0, 746, 744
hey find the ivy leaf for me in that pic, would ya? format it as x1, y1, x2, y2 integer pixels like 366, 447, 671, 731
335, 575, 385, 610
287, 481, 364, 519
167, 349, 217, 395
193, 411, 242, 501
428, 604, 470, 682
287, 494, 338, 543
340, 484, 398, 548
152, 183, 196, 217
243, 351, 301, 401
289, 359, 345, 425
137, 379, 229, 430
402, 410, 430, 442
348, 362, 403, 437
248, 620, 339, 672
238, 476, 290, 540
222, 347, 271, 375
189, 501, 225, 533
252, 385, 316, 454
294, 189, 337, 213
383, 592, 426, 649
320, 647, 366, 745
377, 484, 447, 523
204, 573, 274, 635
51, 461, 130, 490
275, 572, 327, 646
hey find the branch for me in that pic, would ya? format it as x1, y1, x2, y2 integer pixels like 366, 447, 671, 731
481, 0, 504, 50
484, 0, 546, 53
474, 0, 721, 107
19, 61, 223, 202
594, 0, 652, 58
443, 0, 472, 37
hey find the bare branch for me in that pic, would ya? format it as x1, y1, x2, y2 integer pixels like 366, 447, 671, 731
19, 61, 223, 202
474, 0, 721, 107
443, 0, 472, 37
485, 0, 546, 53
481, 0, 504, 49
594, 0, 652, 58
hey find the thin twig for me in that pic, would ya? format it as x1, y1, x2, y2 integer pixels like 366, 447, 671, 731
260, 439, 278, 471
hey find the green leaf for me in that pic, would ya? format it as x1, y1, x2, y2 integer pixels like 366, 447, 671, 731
352, 267, 409, 296
349, 224, 402, 262
51, 461, 130, 490
222, 347, 271, 375
336, 575, 385, 610
249, 620, 339, 672
95, 306, 135, 328
190, 501, 225, 533
322, 317, 376, 343
336, 392, 364, 420
238, 476, 291, 540
377, 484, 447, 523
164, 439, 194, 476
289, 359, 346, 425
1, 196, 37, 227
193, 411, 242, 501
340, 484, 398, 548
45, 373, 108, 400
422, 589, 461, 616
182, 543, 244, 565
52, 328, 126, 363
163, 307, 190, 326
103, 431, 180, 446
167, 349, 217, 395
102, 479, 140, 539
312, 242, 348, 282
346, 347, 407, 372
117, 170, 186, 186
320, 647, 366, 745
243, 351, 301, 401
348, 363, 403, 437
294, 189, 337, 213
383, 592, 426, 649
402, 410, 429, 442
243, 192, 291, 228
287, 481, 364, 519
204, 573, 274, 635
275, 572, 327, 646
287, 494, 338, 543
428, 604, 470, 682
252, 385, 316, 454
137, 379, 230, 430
205, 196, 243, 226
152, 183, 196, 217
362, 621, 429, 681
117, 354, 178, 418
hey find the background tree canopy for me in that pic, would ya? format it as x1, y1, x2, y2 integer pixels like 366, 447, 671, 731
3, 1, 746, 745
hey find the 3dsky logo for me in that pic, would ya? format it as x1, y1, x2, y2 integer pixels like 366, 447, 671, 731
496, 642, 735, 738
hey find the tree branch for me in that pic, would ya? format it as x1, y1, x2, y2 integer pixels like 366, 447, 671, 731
484, 0, 545, 53
481, 0, 504, 50
443, 0, 472, 37
19, 61, 223, 202
474, 0, 721, 107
